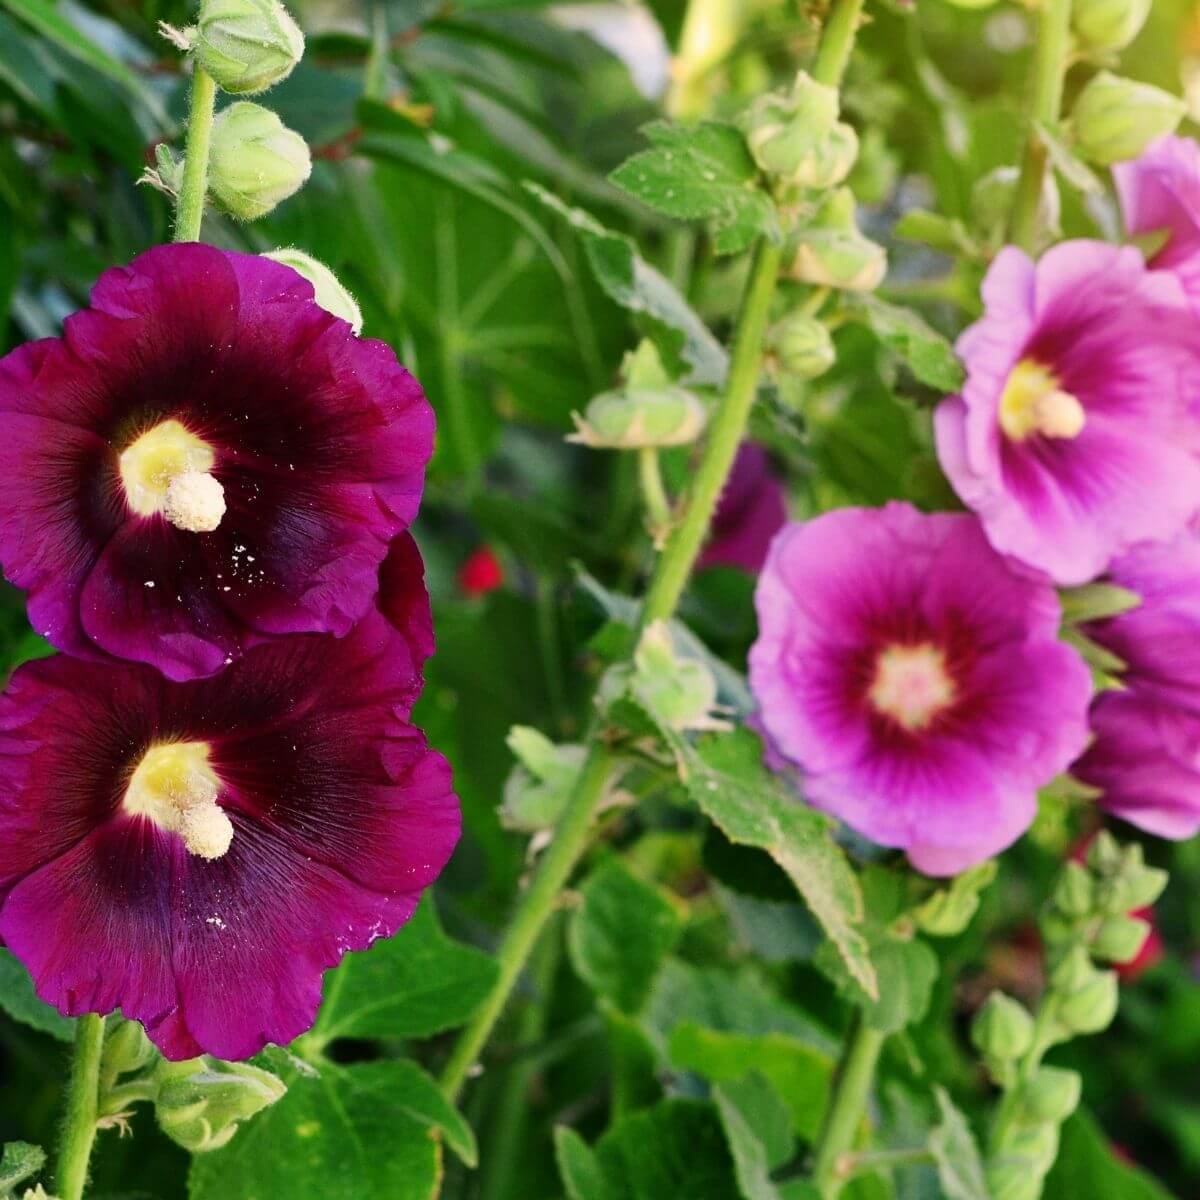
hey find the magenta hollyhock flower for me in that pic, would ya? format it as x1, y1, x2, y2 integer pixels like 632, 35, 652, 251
0, 535, 458, 1061
699, 443, 788, 574
0, 243, 432, 681
1073, 530, 1200, 838
934, 241, 1200, 586
748, 503, 1092, 875
1115, 136, 1200, 302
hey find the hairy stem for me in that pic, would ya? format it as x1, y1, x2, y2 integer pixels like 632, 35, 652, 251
173, 66, 218, 243
1008, 0, 1071, 252
55, 1013, 105, 1200
811, 1018, 887, 1198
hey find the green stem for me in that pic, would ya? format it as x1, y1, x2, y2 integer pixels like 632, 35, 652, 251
811, 1018, 886, 1199
638, 447, 672, 538
639, 236, 782, 628
810, 0, 866, 88
55, 1014, 105, 1200
441, 745, 617, 1100
173, 66, 218, 243
1008, 0, 1071, 252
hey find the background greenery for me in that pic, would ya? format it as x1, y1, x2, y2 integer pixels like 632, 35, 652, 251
2, 0, 1200, 1196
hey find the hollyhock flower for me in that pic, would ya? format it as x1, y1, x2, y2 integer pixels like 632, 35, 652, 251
459, 546, 504, 597
1115, 135, 1200, 302
749, 503, 1092, 875
699, 443, 787, 574
934, 241, 1200, 585
1073, 531, 1200, 838
0, 535, 458, 1061
0, 243, 432, 681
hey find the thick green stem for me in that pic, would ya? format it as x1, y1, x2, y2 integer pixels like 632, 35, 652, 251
441, 745, 616, 1100
55, 1013, 105, 1200
173, 66, 218, 243
811, 1018, 886, 1199
639, 237, 783, 627
1008, 0, 1071, 252
811, 0, 866, 88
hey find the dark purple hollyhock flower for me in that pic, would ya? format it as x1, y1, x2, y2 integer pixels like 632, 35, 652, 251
699, 443, 787, 574
0, 244, 432, 681
0, 535, 458, 1061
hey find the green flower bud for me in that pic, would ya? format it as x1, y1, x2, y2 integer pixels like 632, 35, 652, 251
1015, 1066, 1082, 1125
1072, 0, 1151, 54
971, 991, 1035, 1061
1092, 914, 1151, 963
155, 1057, 286, 1152
770, 312, 835, 380
743, 71, 840, 181
790, 189, 887, 292
1071, 72, 1185, 166
192, 0, 304, 95
791, 122, 859, 190
207, 102, 311, 221
630, 621, 720, 731
263, 249, 362, 333
1085, 829, 1122, 874
986, 1162, 1044, 1200
1121, 863, 1169, 910
1053, 860, 1094, 919
569, 387, 707, 450
999, 1122, 1060, 1173
1055, 968, 1119, 1035
499, 727, 585, 833
102, 1017, 156, 1079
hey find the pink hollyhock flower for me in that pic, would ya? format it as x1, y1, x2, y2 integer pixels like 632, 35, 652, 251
1115, 136, 1200, 302
0, 535, 458, 1061
699, 443, 787, 574
934, 241, 1200, 586
0, 244, 432, 681
1073, 531, 1200, 838
459, 546, 504, 597
749, 503, 1092, 875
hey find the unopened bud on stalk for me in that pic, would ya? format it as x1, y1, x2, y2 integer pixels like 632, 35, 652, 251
1052, 860, 1094, 918
1054, 965, 1119, 1035
790, 189, 887, 292
1072, 0, 1151, 54
769, 312, 835, 380
971, 991, 1034, 1061
264, 249, 363, 333
102, 1017, 157, 1079
1015, 1066, 1082, 1124
630, 621, 721, 732
192, 0, 304, 95
1070, 72, 1185, 166
1092, 914, 1151, 963
155, 1057, 286, 1152
207, 102, 311, 221
500, 726, 585, 833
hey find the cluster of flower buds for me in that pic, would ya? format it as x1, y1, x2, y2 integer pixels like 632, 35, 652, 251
789, 189, 887, 293
1072, 0, 1151, 55
500, 726, 586, 833
1069, 71, 1185, 166
972, 833, 1166, 1200
568, 341, 707, 451
742, 71, 859, 191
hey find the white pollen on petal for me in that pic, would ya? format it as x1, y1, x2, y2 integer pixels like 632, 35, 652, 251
163, 471, 226, 533
123, 742, 233, 860
180, 803, 235, 860
868, 643, 957, 732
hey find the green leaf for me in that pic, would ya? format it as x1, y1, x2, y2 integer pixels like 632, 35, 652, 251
847, 295, 964, 392
1058, 583, 1142, 626
0, 1142, 46, 1193
569, 857, 682, 1013
611, 121, 780, 255
556, 1126, 617, 1200
929, 1087, 989, 1200
679, 729, 875, 999
309, 898, 497, 1046
189, 1059, 470, 1200
527, 183, 729, 386
0, 949, 74, 1042
713, 1074, 795, 1200
1043, 1110, 1174, 1200
595, 1099, 743, 1199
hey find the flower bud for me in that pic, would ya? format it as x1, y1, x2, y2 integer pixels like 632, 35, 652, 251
769, 312, 835, 381
1072, 0, 1151, 54
568, 387, 707, 450
743, 71, 840, 182
1015, 1066, 1082, 1125
1092, 914, 1151, 963
1052, 860, 1094, 919
790, 189, 887, 292
1055, 967, 1119, 1035
264, 249, 362, 333
630, 621, 721, 732
499, 727, 585, 833
102, 1017, 157, 1079
971, 991, 1034, 1061
986, 1162, 1044, 1200
192, 0, 304, 95
1071, 72, 1185, 166
207, 102, 311, 221
155, 1057, 286, 1152
791, 122, 860, 190
1085, 829, 1122, 874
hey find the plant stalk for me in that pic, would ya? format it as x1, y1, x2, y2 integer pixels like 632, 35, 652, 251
811, 0, 866, 88
54, 1013, 105, 1200
173, 66, 218, 243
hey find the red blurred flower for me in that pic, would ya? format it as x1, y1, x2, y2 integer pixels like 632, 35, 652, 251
459, 547, 503, 597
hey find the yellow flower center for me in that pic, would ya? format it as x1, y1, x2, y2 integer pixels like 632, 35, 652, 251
118, 420, 226, 532
123, 742, 232, 860
868, 643, 956, 732
998, 359, 1086, 442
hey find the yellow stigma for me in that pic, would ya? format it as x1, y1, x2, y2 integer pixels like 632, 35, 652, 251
123, 742, 233, 860
999, 359, 1086, 442
118, 420, 226, 532
868, 643, 956, 732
